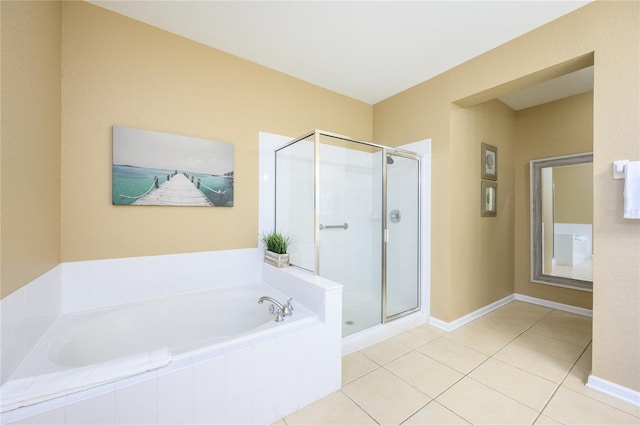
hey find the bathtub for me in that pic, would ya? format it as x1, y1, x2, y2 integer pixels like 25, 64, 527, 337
2, 276, 341, 425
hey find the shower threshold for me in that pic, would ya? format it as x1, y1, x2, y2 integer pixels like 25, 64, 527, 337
341, 310, 427, 356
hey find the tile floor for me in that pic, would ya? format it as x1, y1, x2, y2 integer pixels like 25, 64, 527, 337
275, 301, 640, 424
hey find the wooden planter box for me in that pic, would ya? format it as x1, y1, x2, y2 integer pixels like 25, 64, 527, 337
264, 250, 290, 268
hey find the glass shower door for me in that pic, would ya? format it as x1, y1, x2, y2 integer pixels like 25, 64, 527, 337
384, 153, 420, 320
317, 134, 383, 337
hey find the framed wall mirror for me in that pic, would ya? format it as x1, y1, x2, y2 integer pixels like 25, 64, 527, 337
530, 152, 593, 291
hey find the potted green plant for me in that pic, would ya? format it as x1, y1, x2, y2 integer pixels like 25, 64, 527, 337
260, 231, 292, 267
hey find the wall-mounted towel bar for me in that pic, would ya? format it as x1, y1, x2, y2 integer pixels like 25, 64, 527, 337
319, 223, 349, 230
613, 159, 629, 179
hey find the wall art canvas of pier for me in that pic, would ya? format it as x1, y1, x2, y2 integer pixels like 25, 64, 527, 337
112, 126, 234, 207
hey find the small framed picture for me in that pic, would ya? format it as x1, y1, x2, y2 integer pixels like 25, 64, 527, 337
481, 142, 498, 180
481, 181, 497, 217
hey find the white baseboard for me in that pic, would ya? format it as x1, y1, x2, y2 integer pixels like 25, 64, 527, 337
428, 294, 515, 332
514, 293, 592, 317
587, 374, 640, 407
428, 293, 593, 333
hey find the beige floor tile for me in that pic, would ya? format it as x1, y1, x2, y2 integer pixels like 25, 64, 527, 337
469, 357, 558, 411
497, 301, 552, 320
403, 401, 470, 424
446, 325, 512, 355
562, 366, 640, 418
391, 324, 443, 349
529, 320, 592, 348
543, 386, 639, 424
342, 352, 378, 385
271, 420, 286, 425
342, 367, 429, 425
484, 312, 543, 334
513, 329, 586, 363
573, 343, 592, 371
534, 414, 563, 424
437, 377, 539, 424
494, 342, 573, 384
283, 390, 376, 425
545, 310, 593, 332
418, 337, 488, 374
385, 351, 463, 398
360, 338, 412, 365
465, 314, 531, 339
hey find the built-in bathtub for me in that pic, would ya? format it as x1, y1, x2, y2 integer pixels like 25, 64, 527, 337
1, 251, 342, 425
11, 282, 313, 379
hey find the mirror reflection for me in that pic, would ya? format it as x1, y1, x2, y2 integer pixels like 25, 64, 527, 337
542, 163, 593, 280
531, 153, 593, 291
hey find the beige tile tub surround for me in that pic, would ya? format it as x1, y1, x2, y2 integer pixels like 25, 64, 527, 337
281, 301, 640, 425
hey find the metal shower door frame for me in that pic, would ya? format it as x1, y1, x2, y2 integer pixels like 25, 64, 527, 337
382, 149, 422, 323
275, 129, 422, 325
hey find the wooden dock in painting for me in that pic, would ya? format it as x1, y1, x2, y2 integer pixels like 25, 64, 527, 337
133, 173, 212, 206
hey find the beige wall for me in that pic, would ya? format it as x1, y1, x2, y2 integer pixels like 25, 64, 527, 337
514, 92, 593, 309
2, 0, 639, 394
60, 2, 372, 263
448, 100, 516, 319
1, 1, 62, 298
554, 162, 593, 225
374, 2, 639, 391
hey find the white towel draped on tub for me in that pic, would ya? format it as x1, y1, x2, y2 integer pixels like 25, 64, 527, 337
0, 347, 170, 412
624, 161, 640, 219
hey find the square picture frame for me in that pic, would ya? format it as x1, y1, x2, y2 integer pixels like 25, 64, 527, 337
481, 180, 497, 217
481, 142, 498, 180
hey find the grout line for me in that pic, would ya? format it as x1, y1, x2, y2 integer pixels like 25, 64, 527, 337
421, 307, 572, 422
337, 304, 599, 425
338, 389, 381, 425
558, 341, 640, 418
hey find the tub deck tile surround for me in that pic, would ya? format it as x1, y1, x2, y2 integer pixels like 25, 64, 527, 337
2, 312, 335, 425
1, 266, 61, 384
1, 249, 342, 425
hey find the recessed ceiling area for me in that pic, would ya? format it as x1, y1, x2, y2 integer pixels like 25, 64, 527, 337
498, 66, 594, 111
88, 1, 591, 105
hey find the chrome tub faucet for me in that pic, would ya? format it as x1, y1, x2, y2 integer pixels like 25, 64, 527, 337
258, 296, 293, 322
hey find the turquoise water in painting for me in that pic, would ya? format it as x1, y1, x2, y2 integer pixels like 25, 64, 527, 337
113, 165, 234, 206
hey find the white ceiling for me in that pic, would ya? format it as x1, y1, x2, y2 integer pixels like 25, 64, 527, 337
89, 0, 592, 106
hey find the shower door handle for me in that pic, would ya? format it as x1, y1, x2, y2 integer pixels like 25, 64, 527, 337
319, 223, 349, 230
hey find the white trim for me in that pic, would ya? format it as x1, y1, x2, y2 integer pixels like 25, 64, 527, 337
428, 293, 593, 333
587, 374, 640, 407
514, 293, 592, 317
428, 294, 515, 332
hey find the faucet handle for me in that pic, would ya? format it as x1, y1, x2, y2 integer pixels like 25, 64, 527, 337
275, 309, 285, 322
285, 298, 294, 316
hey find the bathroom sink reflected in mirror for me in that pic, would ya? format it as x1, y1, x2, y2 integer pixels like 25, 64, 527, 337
530, 153, 593, 291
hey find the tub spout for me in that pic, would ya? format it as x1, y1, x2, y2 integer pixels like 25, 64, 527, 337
258, 296, 291, 322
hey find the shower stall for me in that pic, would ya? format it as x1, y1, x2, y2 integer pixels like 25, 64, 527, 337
274, 130, 421, 337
